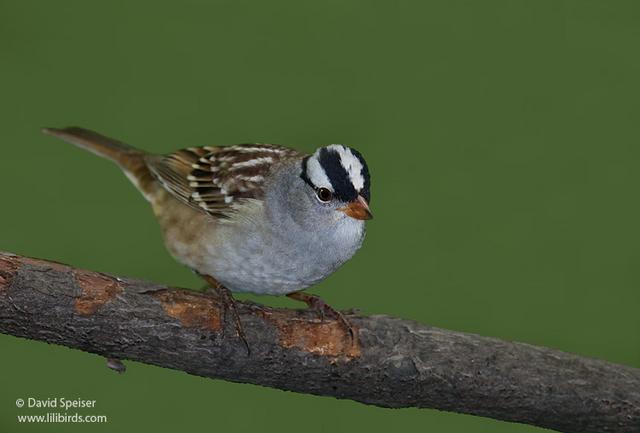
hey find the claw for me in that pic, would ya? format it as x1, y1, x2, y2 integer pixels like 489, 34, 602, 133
200, 274, 250, 356
286, 292, 355, 343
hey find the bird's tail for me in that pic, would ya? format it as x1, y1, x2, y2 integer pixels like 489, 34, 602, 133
42, 127, 159, 200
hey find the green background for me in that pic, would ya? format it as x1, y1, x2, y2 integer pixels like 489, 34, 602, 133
1, 1, 639, 432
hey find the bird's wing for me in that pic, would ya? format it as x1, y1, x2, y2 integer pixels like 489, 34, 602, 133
145, 144, 301, 218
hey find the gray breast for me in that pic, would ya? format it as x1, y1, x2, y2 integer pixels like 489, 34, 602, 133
205, 201, 365, 295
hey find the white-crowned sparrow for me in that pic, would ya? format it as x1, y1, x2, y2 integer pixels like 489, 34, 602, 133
43, 127, 372, 343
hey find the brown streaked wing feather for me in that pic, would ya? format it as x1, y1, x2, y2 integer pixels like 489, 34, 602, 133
145, 144, 301, 218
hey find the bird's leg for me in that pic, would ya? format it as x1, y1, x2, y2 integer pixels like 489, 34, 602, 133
286, 292, 355, 342
200, 274, 250, 355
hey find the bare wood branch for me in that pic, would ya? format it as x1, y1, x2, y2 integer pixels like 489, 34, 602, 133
0, 251, 638, 432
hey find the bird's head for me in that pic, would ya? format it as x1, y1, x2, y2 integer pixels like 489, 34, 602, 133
298, 144, 372, 221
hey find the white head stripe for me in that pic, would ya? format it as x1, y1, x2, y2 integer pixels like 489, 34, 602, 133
306, 155, 333, 191
327, 144, 365, 191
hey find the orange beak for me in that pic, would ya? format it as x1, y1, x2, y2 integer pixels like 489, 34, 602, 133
339, 195, 373, 220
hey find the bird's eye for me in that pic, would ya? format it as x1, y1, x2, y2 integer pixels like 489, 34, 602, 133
316, 187, 333, 203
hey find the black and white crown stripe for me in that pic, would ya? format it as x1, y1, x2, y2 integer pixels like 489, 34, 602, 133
327, 144, 366, 191
301, 144, 371, 203
303, 153, 333, 191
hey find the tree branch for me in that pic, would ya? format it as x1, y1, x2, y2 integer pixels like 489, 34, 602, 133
0, 252, 638, 432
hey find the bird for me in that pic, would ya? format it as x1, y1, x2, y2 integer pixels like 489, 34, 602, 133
42, 127, 372, 349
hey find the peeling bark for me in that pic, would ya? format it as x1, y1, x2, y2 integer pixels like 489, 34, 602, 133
0, 251, 638, 433
74, 270, 123, 315
152, 289, 223, 331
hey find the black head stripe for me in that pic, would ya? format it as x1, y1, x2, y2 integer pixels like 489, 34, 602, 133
319, 147, 358, 202
348, 147, 371, 203
300, 156, 313, 188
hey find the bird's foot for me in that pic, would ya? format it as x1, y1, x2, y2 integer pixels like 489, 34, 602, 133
286, 292, 355, 343
200, 275, 250, 355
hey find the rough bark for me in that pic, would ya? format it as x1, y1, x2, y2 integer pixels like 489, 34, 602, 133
0, 251, 638, 433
